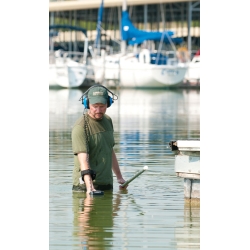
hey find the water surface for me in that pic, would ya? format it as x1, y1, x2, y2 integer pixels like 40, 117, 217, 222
49, 87, 200, 250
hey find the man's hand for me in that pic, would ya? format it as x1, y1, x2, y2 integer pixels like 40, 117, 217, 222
117, 178, 128, 189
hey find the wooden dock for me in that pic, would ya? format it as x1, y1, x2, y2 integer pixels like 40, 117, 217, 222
169, 139, 200, 199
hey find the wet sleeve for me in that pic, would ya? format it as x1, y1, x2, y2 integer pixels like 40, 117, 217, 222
72, 125, 87, 155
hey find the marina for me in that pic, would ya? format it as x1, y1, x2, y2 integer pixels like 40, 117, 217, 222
49, 0, 200, 89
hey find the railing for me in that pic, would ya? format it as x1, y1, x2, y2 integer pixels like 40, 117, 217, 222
49, 50, 86, 64
87, 43, 194, 66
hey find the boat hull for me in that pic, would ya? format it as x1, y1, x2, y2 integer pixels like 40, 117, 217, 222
119, 63, 188, 87
185, 55, 200, 82
49, 64, 87, 88
91, 57, 188, 87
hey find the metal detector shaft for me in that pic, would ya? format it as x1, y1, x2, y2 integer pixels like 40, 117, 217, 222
120, 166, 148, 188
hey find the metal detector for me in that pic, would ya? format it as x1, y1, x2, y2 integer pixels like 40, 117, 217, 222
120, 166, 148, 188
89, 190, 104, 196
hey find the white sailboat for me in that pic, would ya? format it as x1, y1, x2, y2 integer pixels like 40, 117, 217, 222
90, 0, 189, 88
184, 49, 200, 84
49, 25, 89, 88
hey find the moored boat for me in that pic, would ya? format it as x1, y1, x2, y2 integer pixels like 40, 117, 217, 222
184, 49, 200, 85
90, 0, 189, 88
49, 25, 89, 88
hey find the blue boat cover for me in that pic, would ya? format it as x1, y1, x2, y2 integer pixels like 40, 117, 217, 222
121, 11, 183, 45
49, 25, 87, 36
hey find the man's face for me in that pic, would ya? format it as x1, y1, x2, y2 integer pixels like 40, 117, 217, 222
88, 103, 107, 120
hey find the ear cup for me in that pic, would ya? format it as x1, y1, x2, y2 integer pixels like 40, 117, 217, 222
83, 97, 89, 109
107, 96, 113, 108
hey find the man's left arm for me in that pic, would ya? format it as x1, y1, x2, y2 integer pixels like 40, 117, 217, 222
112, 149, 126, 185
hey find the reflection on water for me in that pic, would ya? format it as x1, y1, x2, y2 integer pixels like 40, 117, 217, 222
49, 87, 200, 249
72, 190, 130, 250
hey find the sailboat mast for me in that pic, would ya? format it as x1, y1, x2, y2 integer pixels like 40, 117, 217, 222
94, 0, 104, 56
121, 0, 127, 54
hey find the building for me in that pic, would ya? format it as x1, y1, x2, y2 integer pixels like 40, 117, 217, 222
49, 0, 200, 54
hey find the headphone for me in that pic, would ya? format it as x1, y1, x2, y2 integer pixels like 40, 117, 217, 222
79, 84, 118, 109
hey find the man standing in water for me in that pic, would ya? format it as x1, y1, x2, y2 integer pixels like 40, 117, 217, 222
71, 85, 127, 195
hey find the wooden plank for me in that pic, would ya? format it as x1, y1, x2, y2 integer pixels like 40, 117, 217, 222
176, 140, 200, 152
175, 155, 200, 174
176, 172, 200, 179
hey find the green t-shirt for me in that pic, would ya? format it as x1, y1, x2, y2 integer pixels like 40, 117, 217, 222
71, 114, 115, 186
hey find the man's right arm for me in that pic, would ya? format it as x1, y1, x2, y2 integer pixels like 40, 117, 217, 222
72, 124, 96, 193
77, 152, 96, 193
